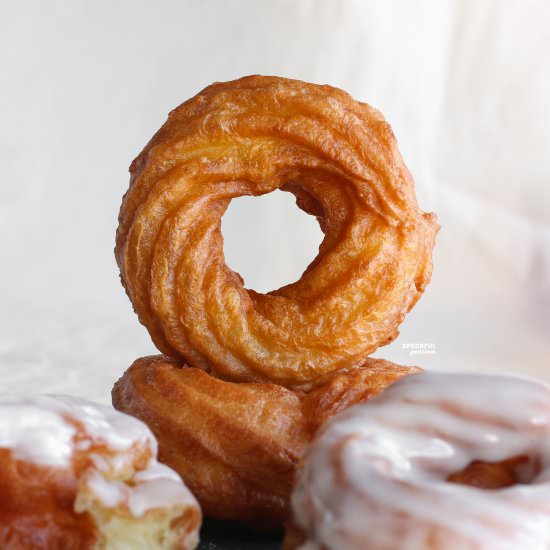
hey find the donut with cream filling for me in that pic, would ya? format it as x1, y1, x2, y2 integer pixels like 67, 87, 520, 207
0, 395, 201, 549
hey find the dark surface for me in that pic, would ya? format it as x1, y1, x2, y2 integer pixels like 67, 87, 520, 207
198, 519, 283, 550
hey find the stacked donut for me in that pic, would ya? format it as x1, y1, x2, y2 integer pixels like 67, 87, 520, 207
112, 75, 439, 526
4, 76, 550, 549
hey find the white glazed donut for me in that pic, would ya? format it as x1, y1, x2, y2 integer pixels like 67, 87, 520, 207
286, 372, 550, 550
0, 395, 201, 549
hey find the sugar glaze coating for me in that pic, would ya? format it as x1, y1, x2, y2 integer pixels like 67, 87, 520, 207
0, 395, 198, 516
291, 372, 550, 550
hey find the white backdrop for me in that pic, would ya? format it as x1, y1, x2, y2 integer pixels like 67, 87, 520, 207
1, 0, 549, 402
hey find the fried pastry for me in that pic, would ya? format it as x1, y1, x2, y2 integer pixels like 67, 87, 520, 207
115, 75, 438, 389
0, 395, 201, 549
112, 354, 418, 525
285, 372, 550, 549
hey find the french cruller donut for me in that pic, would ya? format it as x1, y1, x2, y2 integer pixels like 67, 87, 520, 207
112, 354, 419, 525
115, 75, 438, 389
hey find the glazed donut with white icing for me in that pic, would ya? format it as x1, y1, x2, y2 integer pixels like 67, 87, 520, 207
285, 372, 550, 550
0, 395, 201, 549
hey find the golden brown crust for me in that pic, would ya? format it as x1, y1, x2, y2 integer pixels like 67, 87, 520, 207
115, 75, 438, 389
112, 354, 419, 525
303, 358, 422, 432
447, 455, 530, 489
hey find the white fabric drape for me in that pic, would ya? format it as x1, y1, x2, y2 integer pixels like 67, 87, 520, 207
0, 0, 548, 400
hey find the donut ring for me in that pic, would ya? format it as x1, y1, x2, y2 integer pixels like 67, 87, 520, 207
112, 354, 419, 525
286, 372, 550, 549
0, 395, 200, 549
116, 75, 438, 388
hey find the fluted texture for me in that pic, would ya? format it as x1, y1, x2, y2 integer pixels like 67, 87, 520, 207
115, 75, 438, 389
112, 354, 419, 524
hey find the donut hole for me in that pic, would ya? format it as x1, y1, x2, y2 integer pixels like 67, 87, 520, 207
221, 190, 323, 293
447, 455, 540, 489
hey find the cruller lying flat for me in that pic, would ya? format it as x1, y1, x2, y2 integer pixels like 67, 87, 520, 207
113, 354, 418, 524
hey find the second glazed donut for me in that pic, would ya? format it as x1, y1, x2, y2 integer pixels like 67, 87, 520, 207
286, 372, 550, 549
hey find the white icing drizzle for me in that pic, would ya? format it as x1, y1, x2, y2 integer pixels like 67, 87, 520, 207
0, 395, 198, 517
292, 372, 550, 550
0, 395, 153, 465
0, 397, 75, 466
84, 461, 197, 517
